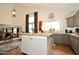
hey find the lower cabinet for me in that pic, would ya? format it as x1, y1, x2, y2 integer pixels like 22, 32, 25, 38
21, 35, 52, 55
70, 35, 79, 54
52, 34, 79, 54
52, 34, 70, 45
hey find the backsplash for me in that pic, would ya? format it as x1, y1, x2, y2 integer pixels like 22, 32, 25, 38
65, 27, 79, 33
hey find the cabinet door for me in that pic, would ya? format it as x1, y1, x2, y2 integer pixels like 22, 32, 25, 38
22, 36, 48, 55
74, 39, 79, 54
74, 12, 79, 27
70, 36, 79, 54
53, 34, 70, 45
66, 16, 74, 27
73, 37, 79, 54
70, 36, 76, 49
53, 34, 65, 44
21, 36, 32, 54
31, 36, 47, 55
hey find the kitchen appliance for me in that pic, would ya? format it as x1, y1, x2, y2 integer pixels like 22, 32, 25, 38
65, 28, 74, 33
76, 28, 79, 32
75, 27, 79, 35
65, 27, 79, 33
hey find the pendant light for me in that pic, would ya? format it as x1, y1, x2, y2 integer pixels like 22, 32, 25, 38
48, 12, 54, 19
12, 3, 16, 17
47, 12, 55, 22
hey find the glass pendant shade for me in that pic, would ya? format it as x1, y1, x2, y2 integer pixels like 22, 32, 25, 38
48, 13, 54, 19
12, 9, 16, 17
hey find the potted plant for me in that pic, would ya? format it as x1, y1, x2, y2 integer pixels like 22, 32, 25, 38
31, 28, 35, 33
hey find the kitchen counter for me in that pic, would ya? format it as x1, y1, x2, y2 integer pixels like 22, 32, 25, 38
54, 33, 79, 37
20, 33, 53, 37
70, 34, 79, 37
20, 33, 79, 37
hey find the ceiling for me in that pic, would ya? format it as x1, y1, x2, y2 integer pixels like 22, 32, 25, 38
0, 3, 79, 17
1, 3, 79, 13
16, 3, 79, 11
15, 3, 79, 17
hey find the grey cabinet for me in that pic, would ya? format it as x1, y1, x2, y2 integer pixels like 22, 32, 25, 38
52, 34, 79, 54
74, 11, 79, 27
70, 35, 79, 54
66, 16, 74, 27
66, 11, 79, 27
52, 34, 70, 45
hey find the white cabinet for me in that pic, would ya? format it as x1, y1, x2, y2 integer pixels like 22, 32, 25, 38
31, 37, 47, 55
21, 35, 52, 55
21, 36, 32, 54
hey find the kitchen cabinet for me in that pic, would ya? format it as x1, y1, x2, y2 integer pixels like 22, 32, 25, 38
74, 11, 79, 27
66, 11, 79, 27
52, 34, 70, 45
21, 35, 52, 55
21, 36, 31, 54
66, 16, 74, 27
70, 35, 79, 54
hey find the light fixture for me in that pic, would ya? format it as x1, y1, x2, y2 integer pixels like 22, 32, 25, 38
12, 9, 16, 17
48, 12, 55, 19
12, 4, 16, 17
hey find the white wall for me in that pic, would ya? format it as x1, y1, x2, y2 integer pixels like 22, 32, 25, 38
0, 4, 13, 24
0, 3, 78, 33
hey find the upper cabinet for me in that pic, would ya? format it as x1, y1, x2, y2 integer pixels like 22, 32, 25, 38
74, 11, 79, 27
66, 16, 74, 27
66, 11, 79, 27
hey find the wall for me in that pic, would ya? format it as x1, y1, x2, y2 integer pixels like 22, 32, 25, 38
0, 3, 26, 32
0, 3, 71, 33
0, 4, 13, 24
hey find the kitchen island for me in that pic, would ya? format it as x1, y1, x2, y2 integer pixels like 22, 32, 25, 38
20, 33, 53, 55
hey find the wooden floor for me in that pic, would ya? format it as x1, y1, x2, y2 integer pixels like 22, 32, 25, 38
51, 44, 75, 55
0, 44, 75, 55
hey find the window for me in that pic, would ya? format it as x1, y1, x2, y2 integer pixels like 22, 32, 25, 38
25, 12, 38, 33
14, 28, 17, 33
44, 21, 60, 33
29, 16, 34, 33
